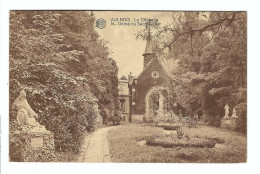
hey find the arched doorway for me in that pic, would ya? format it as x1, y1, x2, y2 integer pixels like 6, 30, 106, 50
145, 86, 168, 119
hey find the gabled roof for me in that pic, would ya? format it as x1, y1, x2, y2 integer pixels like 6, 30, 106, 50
137, 57, 175, 80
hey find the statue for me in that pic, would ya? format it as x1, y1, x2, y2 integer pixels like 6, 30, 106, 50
231, 108, 238, 118
158, 92, 164, 117
224, 104, 229, 118
12, 90, 46, 131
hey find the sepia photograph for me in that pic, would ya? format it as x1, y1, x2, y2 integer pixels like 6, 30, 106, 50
8, 10, 247, 163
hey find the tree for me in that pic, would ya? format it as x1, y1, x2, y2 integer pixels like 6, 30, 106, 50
9, 11, 120, 156
151, 12, 247, 131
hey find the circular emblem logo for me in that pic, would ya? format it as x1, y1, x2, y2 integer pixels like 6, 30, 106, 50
96, 18, 106, 29
151, 71, 159, 79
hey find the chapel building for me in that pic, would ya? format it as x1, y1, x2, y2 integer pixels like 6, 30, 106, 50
118, 30, 182, 121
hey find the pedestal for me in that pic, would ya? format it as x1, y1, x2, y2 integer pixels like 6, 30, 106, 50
220, 117, 239, 130
11, 129, 56, 162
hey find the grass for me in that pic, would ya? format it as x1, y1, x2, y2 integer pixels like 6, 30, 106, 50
107, 124, 247, 163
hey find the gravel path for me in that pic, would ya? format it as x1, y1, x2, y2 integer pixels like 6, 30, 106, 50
78, 126, 114, 162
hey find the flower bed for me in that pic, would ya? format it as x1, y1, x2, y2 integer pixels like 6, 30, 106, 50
158, 125, 180, 130
154, 123, 182, 130
146, 136, 216, 148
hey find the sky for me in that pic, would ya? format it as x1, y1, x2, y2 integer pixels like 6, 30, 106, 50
94, 11, 174, 78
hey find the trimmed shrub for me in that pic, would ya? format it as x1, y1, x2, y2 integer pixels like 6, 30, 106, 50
156, 124, 181, 130
210, 137, 225, 144
146, 136, 216, 148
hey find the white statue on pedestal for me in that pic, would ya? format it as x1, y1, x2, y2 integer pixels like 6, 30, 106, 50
224, 104, 229, 118
12, 90, 46, 131
158, 93, 164, 118
231, 108, 238, 118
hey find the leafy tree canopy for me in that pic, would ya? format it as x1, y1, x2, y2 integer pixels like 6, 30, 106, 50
147, 12, 246, 131
9, 11, 120, 153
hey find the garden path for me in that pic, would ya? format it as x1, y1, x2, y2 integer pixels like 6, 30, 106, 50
78, 126, 115, 162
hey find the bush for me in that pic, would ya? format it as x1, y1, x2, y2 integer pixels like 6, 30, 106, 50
9, 11, 120, 154
9, 134, 26, 162
236, 103, 247, 133
163, 125, 180, 130
210, 137, 225, 144
142, 115, 147, 123
156, 124, 180, 130
146, 136, 216, 148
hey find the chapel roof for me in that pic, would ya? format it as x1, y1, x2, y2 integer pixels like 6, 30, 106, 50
137, 57, 175, 80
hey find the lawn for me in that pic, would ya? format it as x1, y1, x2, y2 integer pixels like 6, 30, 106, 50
107, 124, 247, 163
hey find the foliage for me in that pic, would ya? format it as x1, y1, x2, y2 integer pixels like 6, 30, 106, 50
176, 127, 185, 139
150, 12, 247, 131
9, 11, 120, 153
9, 132, 26, 162
156, 124, 180, 130
146, 136, 216, 148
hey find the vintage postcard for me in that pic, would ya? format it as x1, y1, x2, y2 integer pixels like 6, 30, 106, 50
9, 11, 247, 163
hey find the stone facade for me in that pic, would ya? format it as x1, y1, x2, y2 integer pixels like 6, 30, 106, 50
134, 58, 172, 115
123, 31, 175, 121
11, 129, 56, 162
